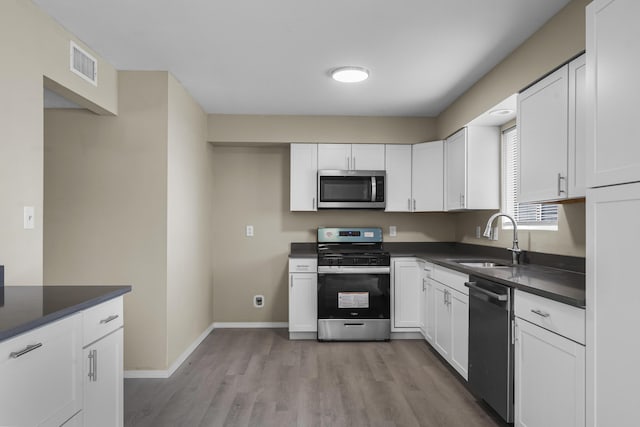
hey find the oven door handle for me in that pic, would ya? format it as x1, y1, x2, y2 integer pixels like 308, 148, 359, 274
318, 266, 390, 274
465, 281, 508, 302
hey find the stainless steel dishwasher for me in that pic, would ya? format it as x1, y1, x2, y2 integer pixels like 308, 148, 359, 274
465, 276, 513, 423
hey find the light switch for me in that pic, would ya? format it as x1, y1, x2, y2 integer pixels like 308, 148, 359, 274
246, 225, 254, 237
389, 226, 397, 237
475, 226, 481, 239
24, 206, 35, 229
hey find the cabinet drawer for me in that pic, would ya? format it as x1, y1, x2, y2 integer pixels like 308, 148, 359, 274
514, 290, 585, 344
433, 265, 469, 295
83, 297, 124, 346
288, 258, 317, 273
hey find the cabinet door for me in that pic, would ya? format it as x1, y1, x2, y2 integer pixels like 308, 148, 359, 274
352, 144, 385, 170
587, 182, 640, 427
289, 273, 318, 332
587, 0, 640, 188
290, 144, 318, 211
393, 260, 422, 329
445, 129, 467, 211
517, 65, 569, 203
84, 328, 124, 427
318, 144, 351, 170
515, 318, 585, 427
0, 314, 82, 427
433, 281, 451, 359
424, 278, 436, 345
385, 145, 412, 212
413, 141, 444, 211
449, 289, 469, 380
568, 54, 586, 198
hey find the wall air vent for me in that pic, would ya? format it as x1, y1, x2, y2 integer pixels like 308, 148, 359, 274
69, 41, 97, 86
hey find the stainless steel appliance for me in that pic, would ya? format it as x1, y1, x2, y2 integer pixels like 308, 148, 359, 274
466, 276, 514, 423
317, 170, 385, 209
316, 227, 390, 341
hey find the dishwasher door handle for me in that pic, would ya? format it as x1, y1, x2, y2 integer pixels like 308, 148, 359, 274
465, 281, 508, 302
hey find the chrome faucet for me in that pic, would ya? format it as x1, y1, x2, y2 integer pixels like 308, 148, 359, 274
483, 213, 521, 265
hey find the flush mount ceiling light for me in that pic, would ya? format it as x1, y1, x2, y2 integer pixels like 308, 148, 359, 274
489, 108, 514, 116
331, 66, 370, 83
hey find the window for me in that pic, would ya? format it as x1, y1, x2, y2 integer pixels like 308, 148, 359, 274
502, 126, 558, 230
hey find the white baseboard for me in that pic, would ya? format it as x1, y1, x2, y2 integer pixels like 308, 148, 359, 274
124, 322, 215, 379
213, 322, 288, 329
124, 322, 288, 378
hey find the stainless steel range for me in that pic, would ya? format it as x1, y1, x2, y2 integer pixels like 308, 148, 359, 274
316, 227, 390, 341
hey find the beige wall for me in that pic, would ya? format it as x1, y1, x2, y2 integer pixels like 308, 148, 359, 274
166, 75, 213, 364
45, 72, 170, 370
455, 203, 586, 257
0, 0, 117, 285
436, 0, 589, 139
211, 145, 456, 322
208, 114, 437, 144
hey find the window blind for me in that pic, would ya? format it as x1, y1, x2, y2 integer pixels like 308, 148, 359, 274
503, 127, 558, 225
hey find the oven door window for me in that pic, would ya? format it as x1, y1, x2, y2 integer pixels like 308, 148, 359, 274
318, 273, 390, 319
319, 176, 372, 202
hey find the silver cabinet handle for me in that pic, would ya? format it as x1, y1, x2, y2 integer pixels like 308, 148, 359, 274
422, 278, 426, 291
312, 197, 316, 210
413, 199, 416, 211
353, 156, 356, 170
531, 309, 550, 318
557, 173, 566, 196
100, 314, 119, 324
88, 349, 98, 382
461, 193, 465, 207
408, 198, 411, 211
10, 343, 43, 359
346, 156, 349, 170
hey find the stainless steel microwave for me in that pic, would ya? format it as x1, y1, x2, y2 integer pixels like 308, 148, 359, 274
317, 170, 385, 209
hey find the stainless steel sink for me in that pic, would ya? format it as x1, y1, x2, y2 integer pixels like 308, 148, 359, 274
455, 260, 512, 268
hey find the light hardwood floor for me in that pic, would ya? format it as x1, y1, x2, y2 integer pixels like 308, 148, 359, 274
124, 329, 505, 427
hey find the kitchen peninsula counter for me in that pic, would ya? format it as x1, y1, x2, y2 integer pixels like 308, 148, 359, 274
0, 285, 131, 342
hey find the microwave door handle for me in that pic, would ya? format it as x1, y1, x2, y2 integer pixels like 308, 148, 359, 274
371, 176, 377, 202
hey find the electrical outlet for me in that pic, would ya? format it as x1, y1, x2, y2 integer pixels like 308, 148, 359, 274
246, 225, 254, 237
253, 295, 264, 308
475, 226, 481, 239
492, 226, 499, 241
389, 226, 397, 237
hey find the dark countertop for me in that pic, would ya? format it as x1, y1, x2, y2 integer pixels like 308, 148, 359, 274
0, 285, 132, 342
290, 241, 585, 308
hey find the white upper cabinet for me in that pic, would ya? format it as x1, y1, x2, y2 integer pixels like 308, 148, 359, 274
351, 144, 385, 170
413, 141, 444, 211
385, 145, 413, 211
317, 144, 351, 170
587, 0, 640, 188
518, 54, 586, 202
517, 65, 569, 203
318, 144, 384, 170
445, 127, 500, 211
568, 54, 586, 198
290, 144, 318, 211
385, 142, 444, 212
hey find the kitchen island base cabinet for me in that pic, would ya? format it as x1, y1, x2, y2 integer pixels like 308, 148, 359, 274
515, 318, 585, 427
83, 328, 123, 427
0, 314, 83, 427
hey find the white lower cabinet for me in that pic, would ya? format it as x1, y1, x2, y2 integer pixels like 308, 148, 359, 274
288, 258, 318, 337
430, 265, 469, 380
392, 259, 424, 330
82, 296, 125, 427
0, 314, 83, 427
514, 290, 585, 427
83, 328, 124, 427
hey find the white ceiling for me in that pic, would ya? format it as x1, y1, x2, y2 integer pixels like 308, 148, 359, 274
33, 0, 570, 117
